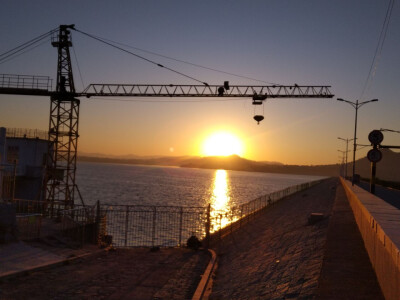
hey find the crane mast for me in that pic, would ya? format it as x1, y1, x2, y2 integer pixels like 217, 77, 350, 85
47, 24, 80, 214
0, 25, 334, 211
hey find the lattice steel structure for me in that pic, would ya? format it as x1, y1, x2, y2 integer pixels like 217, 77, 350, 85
82, 84, 332, 98
47, 25, 80, 213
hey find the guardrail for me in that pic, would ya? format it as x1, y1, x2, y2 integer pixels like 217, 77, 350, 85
5, 127, 48, 140
0, 74, 52, 91
99, 205, 207, 248
59, 205, 97, 247
10, 179, 325, 248
98, 179, 325, 248
208, 179, 324, 245
13, 199, 48, 215
16, 213, 42, 240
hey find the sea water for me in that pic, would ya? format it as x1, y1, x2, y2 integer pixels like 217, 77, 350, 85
76, 161, 325, 208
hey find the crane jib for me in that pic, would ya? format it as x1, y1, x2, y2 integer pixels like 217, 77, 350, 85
0, 81, 334, 98
80, 84, 334, 98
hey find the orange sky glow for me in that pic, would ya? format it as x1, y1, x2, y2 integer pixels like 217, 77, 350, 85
1, 1, 399, 166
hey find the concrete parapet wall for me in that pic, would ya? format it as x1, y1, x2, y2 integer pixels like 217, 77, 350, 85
340, 177, 400, 300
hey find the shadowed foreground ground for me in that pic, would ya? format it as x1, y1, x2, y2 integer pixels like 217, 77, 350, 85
0, 248, 208, 299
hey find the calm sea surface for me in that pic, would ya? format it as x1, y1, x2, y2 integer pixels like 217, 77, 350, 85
76, 162, 325, 208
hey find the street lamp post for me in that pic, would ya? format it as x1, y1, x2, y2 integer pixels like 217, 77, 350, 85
338, 137, 354, 179
337, 150, 346, 177
337, 98, 378, 185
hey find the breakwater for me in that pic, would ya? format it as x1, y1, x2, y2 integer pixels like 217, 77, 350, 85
340, 178, 400, 300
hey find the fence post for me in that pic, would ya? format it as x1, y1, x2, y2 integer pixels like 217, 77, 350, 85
95, 200, 101, 245
124, 205, 129, 247
179, 207, 183, 247
152, 207, 157, 248
230, 212, 233, 235
12, 160, 17, 202
37, 215, 42, 238
219, 214, 222, 241
239, 206, 243, 229
205, 204, 211, 248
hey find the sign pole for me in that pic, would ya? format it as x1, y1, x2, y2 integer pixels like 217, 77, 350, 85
370, 160, 377, 194
367, 130, 384, 195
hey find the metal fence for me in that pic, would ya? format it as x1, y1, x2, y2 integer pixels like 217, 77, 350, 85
208, 180, 324, 244
5, 127, 48, 140
0, 74, 52, 91
12, 198, 89, 219
13, 199, 48, 214
16, 213, 42, 240
99, 205, 207, 247
59, 205, 97, 247
11, 179, 324, 247
98, 178, 325, 248
1, 167, 15, 201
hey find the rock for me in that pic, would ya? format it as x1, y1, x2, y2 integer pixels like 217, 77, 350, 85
307, 213, 324, 225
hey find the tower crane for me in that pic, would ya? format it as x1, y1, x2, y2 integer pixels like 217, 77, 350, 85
0, 25, 334, 212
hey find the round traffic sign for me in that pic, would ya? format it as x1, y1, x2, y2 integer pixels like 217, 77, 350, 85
368, 130, 384, 145
367, 148, 382, 163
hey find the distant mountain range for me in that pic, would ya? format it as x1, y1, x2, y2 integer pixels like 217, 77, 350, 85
78, 149, 400, 181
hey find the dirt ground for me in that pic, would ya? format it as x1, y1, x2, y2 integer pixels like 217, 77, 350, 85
0, 247, 209, 300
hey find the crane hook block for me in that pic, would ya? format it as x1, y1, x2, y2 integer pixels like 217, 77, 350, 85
254, 115, 264, 125
252, 94, 267, 101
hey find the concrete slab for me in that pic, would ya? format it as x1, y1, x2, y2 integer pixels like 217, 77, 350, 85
0, 240, 100, 281
0, 241, 63, 278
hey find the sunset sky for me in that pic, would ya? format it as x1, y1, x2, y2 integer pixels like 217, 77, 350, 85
1, 0, 399, 165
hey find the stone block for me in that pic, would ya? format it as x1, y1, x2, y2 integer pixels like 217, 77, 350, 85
307, 213, 324, 225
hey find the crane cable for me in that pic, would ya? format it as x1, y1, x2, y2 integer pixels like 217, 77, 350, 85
359, 0, 395, 100
0, 28, 58, 64
72, 46, 85, 91
0, 38, 51, 66
89, 96, 247, 103
72, 28, 210, 86
81, 33, 283, 86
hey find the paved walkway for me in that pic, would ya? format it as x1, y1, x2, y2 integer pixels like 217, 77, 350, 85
0, 244, 209, 299
316, 180, 384, 299
0, 240, 99, 280
209, 177, 383, 299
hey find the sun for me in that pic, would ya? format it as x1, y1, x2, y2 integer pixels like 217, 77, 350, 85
202, 132, 244, 157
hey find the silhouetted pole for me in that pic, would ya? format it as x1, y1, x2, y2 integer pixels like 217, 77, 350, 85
338, 137, 353, 178
338, 150, 346, 177
337, 98, 378, 185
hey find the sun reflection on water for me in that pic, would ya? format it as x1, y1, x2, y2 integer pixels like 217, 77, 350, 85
210, 169, 233, 231
211, 170, 230, 210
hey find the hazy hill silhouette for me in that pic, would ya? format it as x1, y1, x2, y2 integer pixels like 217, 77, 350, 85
353, 148, 400, 181
78, 155, 195, 167
180, 155, 339, 176
78, 149, 400, 181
